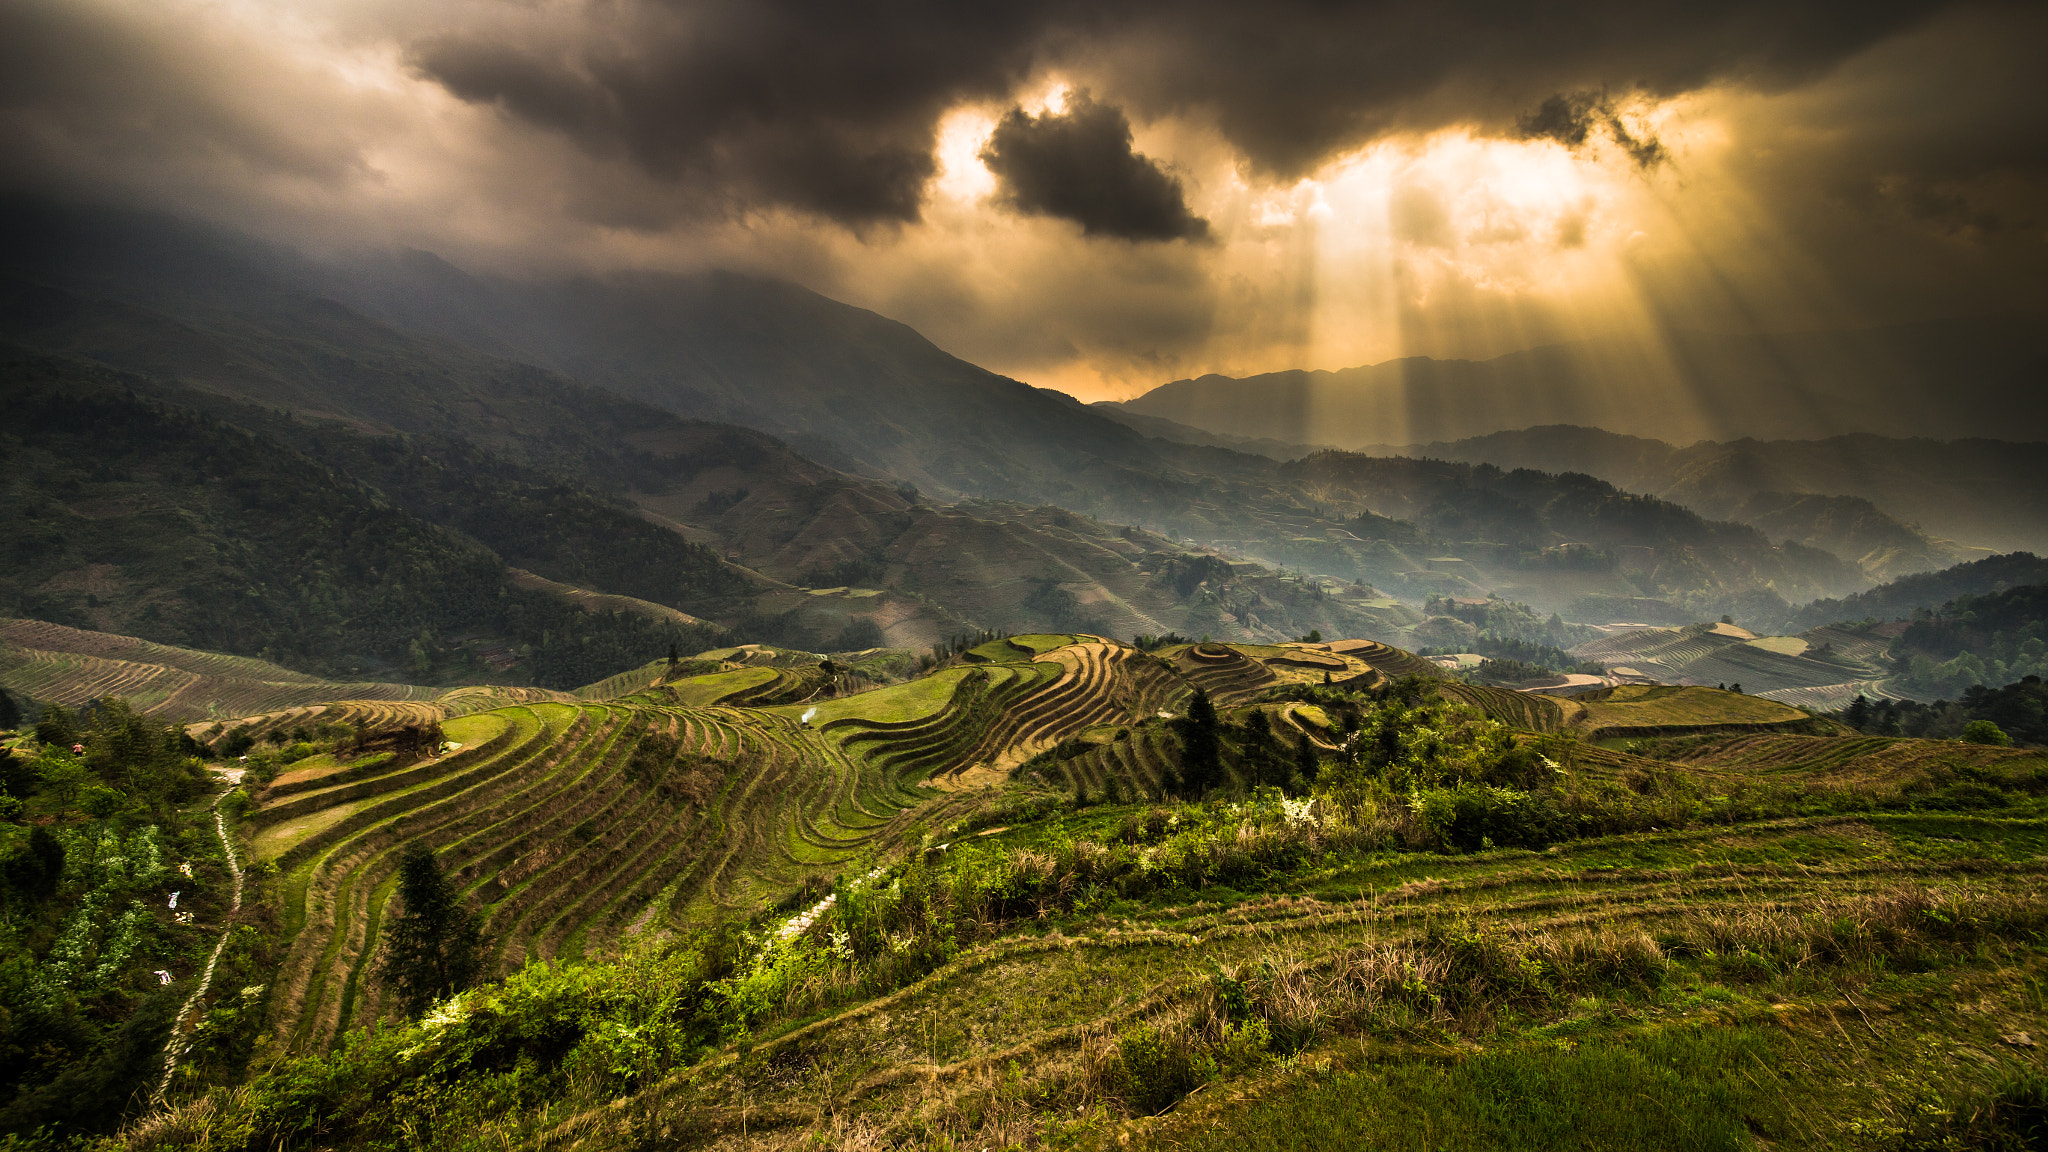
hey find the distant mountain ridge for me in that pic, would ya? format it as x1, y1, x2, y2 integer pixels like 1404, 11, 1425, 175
1336, 425, 2048, 561
1125, 321, 2048, 448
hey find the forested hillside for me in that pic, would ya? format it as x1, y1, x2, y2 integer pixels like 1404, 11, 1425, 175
0, 355, 720, 688
1785, 552, 2048, 633
1883, 583, 2048, 699
1314, 424, 2048, 559
1280, 450, 1866, 622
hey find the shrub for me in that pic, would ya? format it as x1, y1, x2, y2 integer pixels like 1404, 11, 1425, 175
1962, 719, 2013, 746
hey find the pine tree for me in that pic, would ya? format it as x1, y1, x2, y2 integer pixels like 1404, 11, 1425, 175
1177, 688, 1223, 796
1296, 731, 1319, 784
0, 689, 18, 732
380, 842, 483, 1016
1845, 694, 1870, 730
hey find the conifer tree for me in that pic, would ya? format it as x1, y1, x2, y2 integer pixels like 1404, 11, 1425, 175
380, 842, 483, 1016
1177, 688, 1223, 795
1845, 694, 1870, 730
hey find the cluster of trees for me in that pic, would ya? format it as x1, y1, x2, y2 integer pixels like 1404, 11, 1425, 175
1469, 658, 1563, 687
1886, 584, 2048, 698
11, 700, 209, 822
1840, 677, 2046, 746
931, 628, 1011, 663
828, 617, 887, 652
1416, 634, 1605, 678
1287, 452, 1868, 612
1786, 553, 2048, 634
1132, 632, 1192, 652
1423, 597, 1600, 650
1021, 577, 1108, 635
797, 554, 888, 590
1152, 553, 1236, 599
284, 431, 755, 615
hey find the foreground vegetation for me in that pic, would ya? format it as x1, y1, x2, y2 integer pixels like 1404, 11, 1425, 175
4, 634, 2046, 1150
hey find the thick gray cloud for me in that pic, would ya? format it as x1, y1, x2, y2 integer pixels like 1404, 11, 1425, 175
406, 0, 1053, 225
397, 0, 1956, 226
980, 92, 1207, 241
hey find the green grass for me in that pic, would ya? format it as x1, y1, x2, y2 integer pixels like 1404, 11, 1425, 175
773, 666, 980, 726
1164, 1026, 1782, 1151
1009, 633, 1078, 654
658, 666, 779, 706
1571, 685, 1809, 733
442, 711, 510, 746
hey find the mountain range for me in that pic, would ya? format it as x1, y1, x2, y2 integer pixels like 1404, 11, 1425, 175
1120, 322, 2048, 448
4, 198, 2040, 685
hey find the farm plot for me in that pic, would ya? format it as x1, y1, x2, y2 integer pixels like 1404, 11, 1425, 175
1564, 685, 1817, 738
0, 617, 327, 682
0, 617, 449, 721
0, 647, 194, 711
1676, 641, 1879, 695
1165, 643, 1279, 704
1324, 639, 1443, 680
1439, 682, 1567, 732
245, 633, 1513, 1054
1667, 732, 2048, 788
1757, 680, 1904, 712
259, 698, 931, 1052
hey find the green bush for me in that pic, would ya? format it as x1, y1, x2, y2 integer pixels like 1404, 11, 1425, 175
1962, 719, 2013, 746
1113, 1022, 1216, 1115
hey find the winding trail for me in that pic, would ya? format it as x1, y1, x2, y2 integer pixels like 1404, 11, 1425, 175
151, 781, 245, 1109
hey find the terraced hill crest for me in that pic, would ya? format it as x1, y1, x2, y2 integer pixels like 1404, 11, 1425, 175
225, 635, 1422, 1049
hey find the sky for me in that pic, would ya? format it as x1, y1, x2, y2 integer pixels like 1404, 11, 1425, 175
2, 0, 2043, 401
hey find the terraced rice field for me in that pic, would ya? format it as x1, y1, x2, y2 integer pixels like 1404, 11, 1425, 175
1798, 624, 1895, 665
220, 635, 1876, 1058
1569, 623, 1890, 697
0, 643, 445, 723
255, 697, 960, 1051
1564, 685, 1817, 737
1323, 638, 1443, 680
187, 688, 579, 745
1438, 682, 1567, 732
0, 618, 332, 682
0, 618, 581, 724
245, 638, 1190, 1051
546, 811, 2048, 1152
1757, 680, 1904, 711
1666, 732, 2048, 786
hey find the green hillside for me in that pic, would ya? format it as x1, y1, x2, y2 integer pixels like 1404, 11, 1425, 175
7, 632, 2042, 1149
0, 356, 722, 688
1785, 552, 2048, 634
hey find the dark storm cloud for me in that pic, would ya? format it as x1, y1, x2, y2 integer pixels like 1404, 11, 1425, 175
980, 92, 1207, 242
1516, 92, 1667, 169
407, 0, 1054, 225
403, 0, 1953, 225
